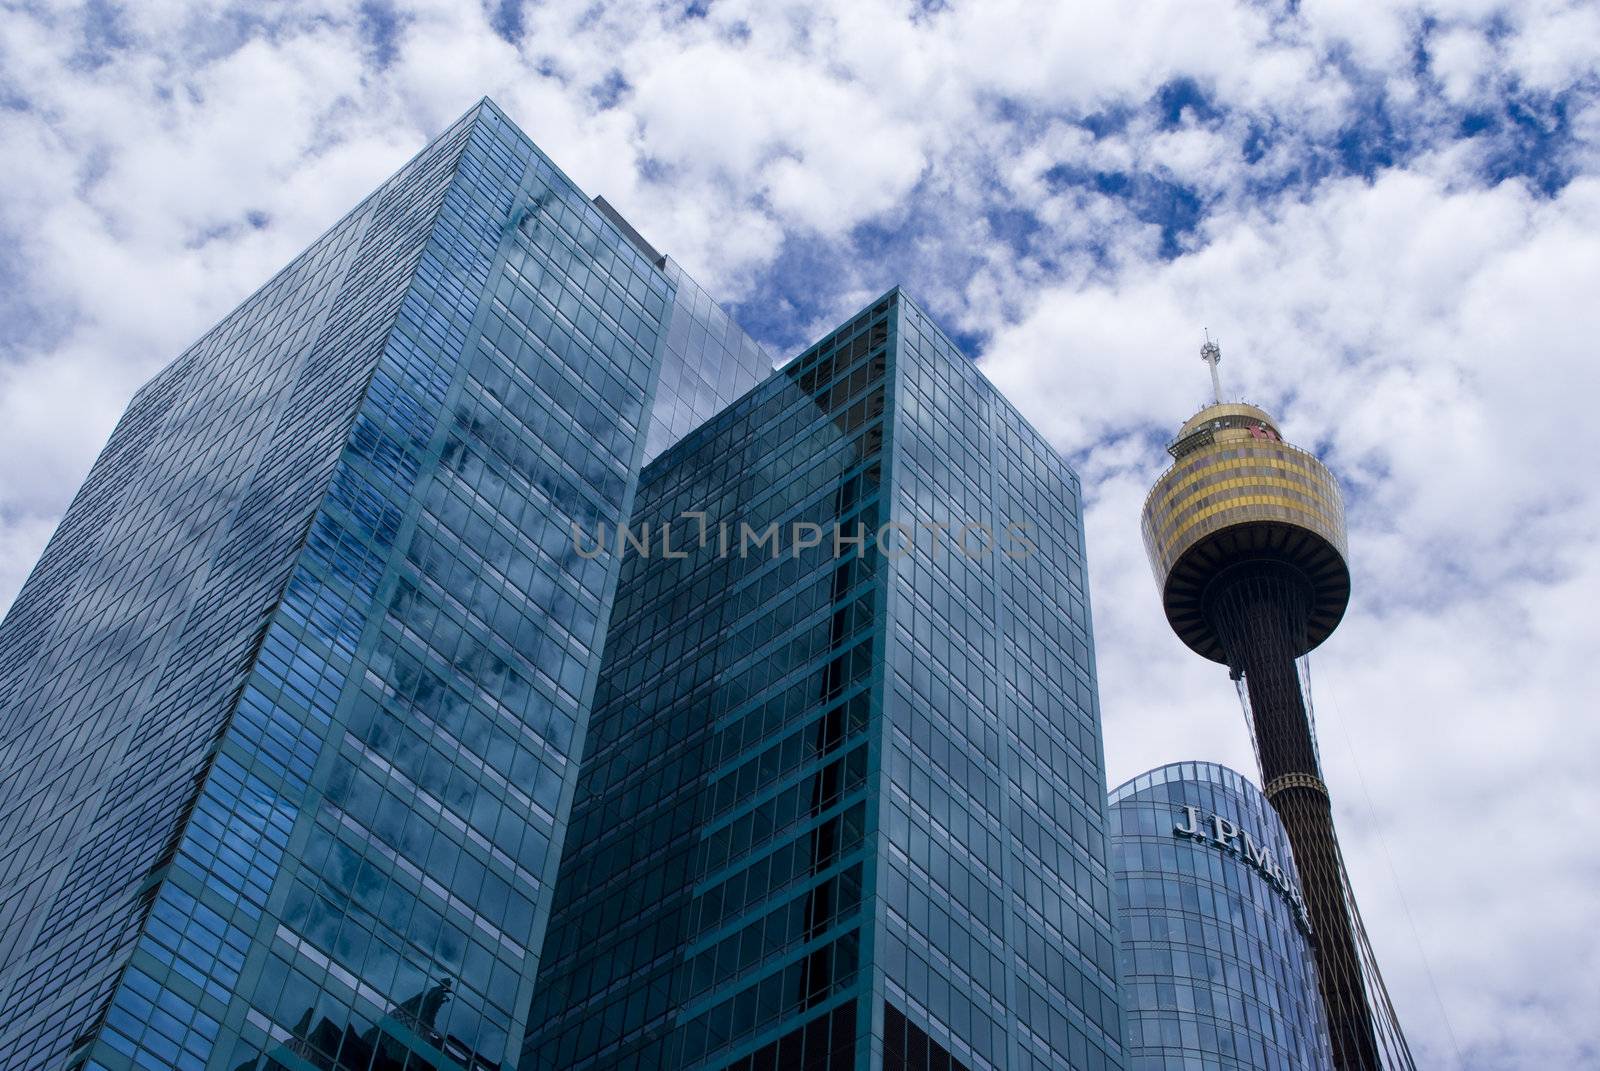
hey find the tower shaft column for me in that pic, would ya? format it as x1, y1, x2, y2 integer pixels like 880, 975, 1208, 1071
1270, 782, 1381, 1070
1207, 564, 1383, 1071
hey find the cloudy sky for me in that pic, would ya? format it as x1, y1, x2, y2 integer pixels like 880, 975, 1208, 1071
1, 0, 1596, 1065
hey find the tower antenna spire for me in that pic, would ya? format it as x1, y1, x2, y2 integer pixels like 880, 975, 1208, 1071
1201, 329, 1223, 404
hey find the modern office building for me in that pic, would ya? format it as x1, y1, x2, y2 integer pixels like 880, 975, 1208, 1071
0, 99, 769, 1071
521, 290, 1125, 1071
1110, 761, 1332, 1070
1138, 341, 1412, 1069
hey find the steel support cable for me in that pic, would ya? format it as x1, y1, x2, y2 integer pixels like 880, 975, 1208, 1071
1277, 787, 1380, 1067
1320, 673, 1452, 1069
1335, 827, 1417, 1069
1300, 657, 1416, 1069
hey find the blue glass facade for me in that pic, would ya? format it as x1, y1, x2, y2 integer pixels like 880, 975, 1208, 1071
643, 258, 771, 466
1110, 763, 1331, 1070
522, 290, 1123, 1071
0, 99, 767, 1071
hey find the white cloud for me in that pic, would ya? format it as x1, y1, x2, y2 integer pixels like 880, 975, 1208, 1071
1503, 0, 1600, 93
1430, 25, 1496, 105
1300, 0, 1421, 72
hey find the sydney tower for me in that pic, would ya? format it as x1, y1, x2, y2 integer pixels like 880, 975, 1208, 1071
1140, 338, 1414, 1069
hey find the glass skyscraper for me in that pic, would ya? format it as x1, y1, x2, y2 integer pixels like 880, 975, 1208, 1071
522, 290, 1124, 1071
0, 99, 767, 1071
1109, 762, 1332, 1070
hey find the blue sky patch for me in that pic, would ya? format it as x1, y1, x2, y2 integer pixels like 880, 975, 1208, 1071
357, 0, 403, 68
1474, 90, 1580, 195
489, 0, 525, 43
1154, 78, 1221, 129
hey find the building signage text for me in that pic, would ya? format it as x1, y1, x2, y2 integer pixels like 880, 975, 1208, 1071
1174, 806, 1312, 933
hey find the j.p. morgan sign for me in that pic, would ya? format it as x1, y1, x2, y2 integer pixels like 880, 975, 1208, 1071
1174, 806, 1312, 933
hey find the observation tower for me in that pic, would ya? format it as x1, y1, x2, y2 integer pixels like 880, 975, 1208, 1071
1140, 337, 1414, 1070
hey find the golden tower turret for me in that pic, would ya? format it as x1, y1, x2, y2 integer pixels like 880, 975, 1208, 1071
1142, 392, 1350, 666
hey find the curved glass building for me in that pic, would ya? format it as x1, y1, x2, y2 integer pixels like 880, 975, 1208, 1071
1110, 762, 1332, 1070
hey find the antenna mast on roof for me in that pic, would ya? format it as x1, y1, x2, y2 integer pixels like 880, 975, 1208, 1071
1201, 329, 1223, 404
